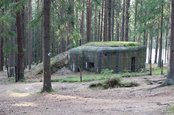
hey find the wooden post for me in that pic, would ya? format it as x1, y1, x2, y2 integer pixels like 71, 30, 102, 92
79, 66, 82, 82
149, 59, 152, 75
79, 55, 83, 82
161, 60, 163, 75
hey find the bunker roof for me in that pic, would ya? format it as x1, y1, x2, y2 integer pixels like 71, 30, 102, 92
69, 41, 145, 54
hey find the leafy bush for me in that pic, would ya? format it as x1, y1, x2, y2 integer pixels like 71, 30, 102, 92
101, 69, 114, 77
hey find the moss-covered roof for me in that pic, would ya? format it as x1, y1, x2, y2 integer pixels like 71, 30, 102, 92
69, 42, 145, 54
85, 41, 141, 47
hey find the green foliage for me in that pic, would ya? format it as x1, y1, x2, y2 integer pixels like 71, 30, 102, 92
167, 105, 174, 114
86, 41, 141, 47
89, 77, 139, 89
101, 69, 114, 78
51, 74, 112, 83
71, 30, 81, 47
152, 67, 167, 75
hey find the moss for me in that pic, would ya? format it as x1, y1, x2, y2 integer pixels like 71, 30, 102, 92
89, 77, 139, 89
85, 41, 141, 47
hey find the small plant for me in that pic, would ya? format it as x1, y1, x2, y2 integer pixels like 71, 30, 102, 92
104, 77, 121, 88
101, 69, 114, 77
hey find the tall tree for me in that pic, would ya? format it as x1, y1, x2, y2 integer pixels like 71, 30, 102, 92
167, 0, 174, 84
42, 0, 52, 92
28, 0, 32, 70
107, 0, 112, 41
121, 0, 125, 41
16, 0, 25, 81
158, 1, 164, 67
124, 0, 130, 41
103, 0, 108, 41
86, 0, 91, 42
0, 19, 4, 71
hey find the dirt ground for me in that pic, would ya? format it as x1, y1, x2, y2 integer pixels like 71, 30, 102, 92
0, 71, 174, 115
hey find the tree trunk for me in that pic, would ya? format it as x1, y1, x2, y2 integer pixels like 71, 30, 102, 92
158, 2, 164, 67
16, 0, 25, 81
121, 0, 125, 41
167, 0, 174, 84
115, 0, 121, 41
124, 0, 130, 41
111, 0, 115, 41
100, 0, 104, 41
80, 0, 85, 44
133, 0, 138, 41
86, 0, 91, 42
94, 4, 98, 41
103, 0, 108, 41
43, 0, 52, 92
28, 0, 32, 70
107, 0, 112, 41
0, 37, 3, 71
154, 36, 159, 64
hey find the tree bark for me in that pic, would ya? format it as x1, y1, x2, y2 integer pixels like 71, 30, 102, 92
86, 0, 91, 42
158, 2, 164, 67
100, 0, 104, 41
16, 0, 25, 81
167, 0, 174, 84
80, 0, 85, 44
103, 0, 108, 41
28, 0, 32, 70
43, 0, 52, 92
124, 0, 130, 41
107, 0, 112, 41
121, 0, 125, 41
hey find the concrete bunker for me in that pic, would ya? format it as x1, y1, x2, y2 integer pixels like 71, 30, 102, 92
69, 41, 146, 73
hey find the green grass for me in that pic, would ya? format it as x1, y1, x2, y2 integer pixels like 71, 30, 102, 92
51, 65, 168, 83
152, 67, 167, 75
51, 71, 149, 83
167, 105, 174, 114
85, 41, 141, 47
51, 73, 119, 83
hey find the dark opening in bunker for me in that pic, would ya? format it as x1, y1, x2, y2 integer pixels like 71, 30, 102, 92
88, 62, 94, 68
131, 57, 136, 72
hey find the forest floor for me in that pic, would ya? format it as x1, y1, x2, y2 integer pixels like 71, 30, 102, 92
0, 70, 174, 115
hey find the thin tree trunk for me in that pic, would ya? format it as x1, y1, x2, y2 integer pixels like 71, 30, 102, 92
94, 4, 98, 41
98, 9, 101, 41
107, 0, 112, 41
100, 0, 104, 41
134, 0, 138, 41
28, 0, 32, 70
111, 0, 115, 41
158, 3, 164, 67
103, 0, 108, 41
154, 36, 159, 64
121, 0, 125, 41
0, 37, 3, 71
0, 14, 4, 71
80, 0, 85, 44
115, 0, 121, 41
